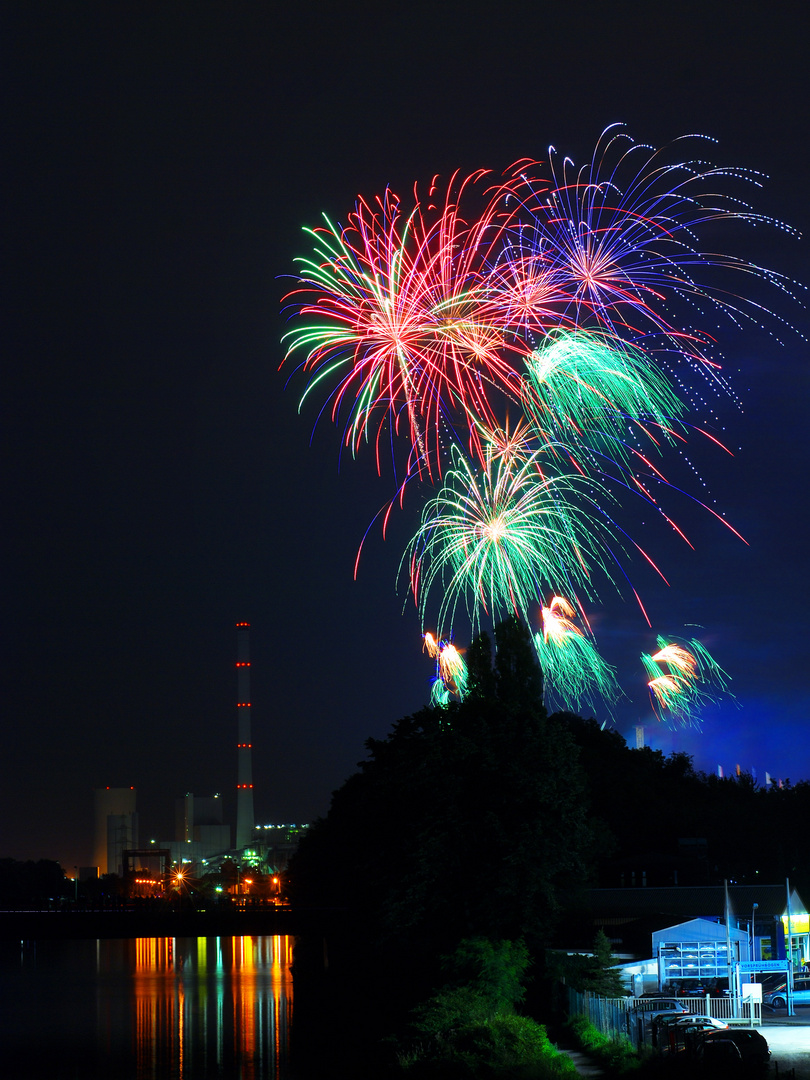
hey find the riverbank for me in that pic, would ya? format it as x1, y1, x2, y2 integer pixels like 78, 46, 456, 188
0, 904, 346, 941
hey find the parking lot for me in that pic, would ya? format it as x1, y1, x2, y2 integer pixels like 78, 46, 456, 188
646, 1007, 810, 1076
762, 1015, 810, 1078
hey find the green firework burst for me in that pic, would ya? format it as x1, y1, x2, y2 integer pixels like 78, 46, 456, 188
521, 329, 686, 476
642, 634, 733, 726
533, 596, 621, 714
406, 438, 620, 636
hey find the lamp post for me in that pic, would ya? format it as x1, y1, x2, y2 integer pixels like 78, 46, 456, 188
750, 902, 759, 982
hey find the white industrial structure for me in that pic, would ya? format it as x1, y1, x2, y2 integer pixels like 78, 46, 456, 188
93, 786, 137, 876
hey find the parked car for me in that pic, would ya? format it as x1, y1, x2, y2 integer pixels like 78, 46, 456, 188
631, 997, 689, 1020
671, 1015, 729, 1030
652, 1010, 730, 1045
652, 1012, 729, 1049
654, 1012, 727, 1031
694, 1028, 770, 1073
763, 974, 810, 1009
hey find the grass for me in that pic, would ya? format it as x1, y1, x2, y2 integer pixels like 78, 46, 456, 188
565, 1014, 644, 1075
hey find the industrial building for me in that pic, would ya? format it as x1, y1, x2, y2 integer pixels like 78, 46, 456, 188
93, 786, 138, 876
90, 624, 307, 888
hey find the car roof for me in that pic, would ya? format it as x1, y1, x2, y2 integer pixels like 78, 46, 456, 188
702, 1029, 766, 1042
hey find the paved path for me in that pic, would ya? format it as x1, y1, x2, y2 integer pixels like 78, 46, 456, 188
761, 1020, 810, 1079
557, 1047, 606, 1076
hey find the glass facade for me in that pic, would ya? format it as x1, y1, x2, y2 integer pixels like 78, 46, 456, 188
659, 940, 733, 982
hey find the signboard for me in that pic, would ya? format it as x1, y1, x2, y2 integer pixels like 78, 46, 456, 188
782, 913, 809, 934
737, 960, 790, 973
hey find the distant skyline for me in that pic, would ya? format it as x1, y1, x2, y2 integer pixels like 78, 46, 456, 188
3, 3, 809, 869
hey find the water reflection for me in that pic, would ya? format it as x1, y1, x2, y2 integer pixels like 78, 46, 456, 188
129, 936, 294, 1079
5, 935, 295, 1080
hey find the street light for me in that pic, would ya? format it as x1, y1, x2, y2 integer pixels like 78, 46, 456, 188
750, 902, 759, 981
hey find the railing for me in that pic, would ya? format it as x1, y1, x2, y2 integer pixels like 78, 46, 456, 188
678, 995, 761, 1026
567, 989, 762, 1052
567, 990, 632, 1041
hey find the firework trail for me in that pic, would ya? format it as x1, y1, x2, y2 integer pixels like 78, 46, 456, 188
423, 631, 441, 658
642, 634, 732, 726
533, 596, 621, 714
650, 640, 698, 678
540, 595, 581, 646
424, 633, 467, 706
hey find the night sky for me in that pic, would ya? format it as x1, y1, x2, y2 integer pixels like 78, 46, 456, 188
4, 3, 809, 870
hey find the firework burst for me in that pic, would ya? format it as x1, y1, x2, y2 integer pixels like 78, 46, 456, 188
642, 634, 733, 726
533, 596, 621, 714
496, 126, 802, 379
282, 130, 800, 718
406, 436, 620, 636
281, 174, 527, 482
424, 633, 467, 706
520, 328, 685, 473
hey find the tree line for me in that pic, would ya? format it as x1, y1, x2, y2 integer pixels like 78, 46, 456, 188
289, 616, 809, 954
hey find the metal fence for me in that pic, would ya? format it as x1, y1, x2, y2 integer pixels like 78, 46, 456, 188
567, 989, 638, 1042
566, 989, 762, 1052
676, 995, 761, 1026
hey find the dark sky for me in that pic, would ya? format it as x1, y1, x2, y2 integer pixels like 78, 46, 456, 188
4, 3, 809, 869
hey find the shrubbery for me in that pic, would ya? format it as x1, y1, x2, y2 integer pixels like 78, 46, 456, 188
566, 1014, 641, 1074
396, 938, 577, 1078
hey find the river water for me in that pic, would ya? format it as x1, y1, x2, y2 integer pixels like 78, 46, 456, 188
1, 935, 296, 1080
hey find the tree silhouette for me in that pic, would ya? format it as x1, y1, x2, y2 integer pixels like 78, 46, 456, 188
290, 617, 591, 950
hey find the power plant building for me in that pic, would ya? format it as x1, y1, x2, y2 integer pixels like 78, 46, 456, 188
174, 792, 231, 858
93, 787, 138, 876
92, 626, 263, 876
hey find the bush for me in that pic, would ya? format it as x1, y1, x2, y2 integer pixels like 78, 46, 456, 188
399, 940, 577, 1078
411, 985, 497, 1039
453, 1014, 578, 1076
399, 1013, 578, 1077
566, 1015, 641, 1075
441, 938, 532, 1012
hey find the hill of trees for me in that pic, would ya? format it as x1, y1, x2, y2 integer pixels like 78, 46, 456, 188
287, 616, 810, 1075
290, 616, 809, 948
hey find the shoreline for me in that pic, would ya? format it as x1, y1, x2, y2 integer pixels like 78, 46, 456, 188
0, 905, 346, 941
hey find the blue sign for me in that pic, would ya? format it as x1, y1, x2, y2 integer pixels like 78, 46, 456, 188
737, 960, 790, 973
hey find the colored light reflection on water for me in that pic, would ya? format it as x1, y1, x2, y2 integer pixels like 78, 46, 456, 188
3, 935, 295, 1080
129, 935, 293, 1078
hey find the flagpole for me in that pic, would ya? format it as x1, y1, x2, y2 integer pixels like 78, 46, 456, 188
725, 880, 738, 1017
786, 877, 794, 1016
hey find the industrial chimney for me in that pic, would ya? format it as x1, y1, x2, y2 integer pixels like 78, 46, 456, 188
235, 622, 255, 849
